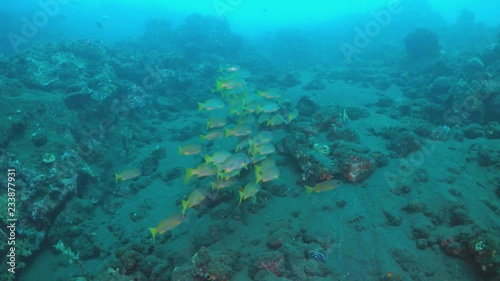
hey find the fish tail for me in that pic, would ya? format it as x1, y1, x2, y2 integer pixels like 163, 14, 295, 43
115, 173, 119, 182
178, 147, 183, 155
216, 79, 223, 92
305, 186, 313, 196
197, 102, 204, 111
211, 182, 216, 191
238, 191, 244, 206
249, 144, 256, 156
224, 128, 231, 138
204, 155, 211, 163
182, 200, 189, 215
183, 168, 194, 184
148, 228, 157, 242
216, 165, 222, 179
255, 165, 261, 183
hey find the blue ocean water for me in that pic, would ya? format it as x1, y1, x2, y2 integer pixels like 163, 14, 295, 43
1, 1, 499, 280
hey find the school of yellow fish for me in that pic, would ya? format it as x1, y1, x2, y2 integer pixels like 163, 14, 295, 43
181, 65, 298, 210
118, 65, 343, 241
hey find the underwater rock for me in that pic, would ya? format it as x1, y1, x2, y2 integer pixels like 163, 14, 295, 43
467, 57, 485, 71
176, 14, 242, 60
295, 96, 319, 117
341, 154, 376, 183
283, 131, 338, 185
372, 74, 392, 91
302, 79, 325, 91
429, 76, 452, 103
191, 246, 238, 280
64, 93, 94, 110
279, 71, 301, 88
467, 233, 500, 278
384, 129, 422, 157
252, 252, 285, 278
375, 97, 395, 107
31, 133, 48, 147
9, 120, 26, 137
485, 93, 500, 124
404, 28, 440, 59
485, 121, 500, 139
477, 147, 500, 167
463, 123, 485, 139
171, 265, 193, 281
327, 128, 360, 143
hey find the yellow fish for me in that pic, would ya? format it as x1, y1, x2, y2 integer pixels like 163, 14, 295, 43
257, 89, 282, 99
199, 130, 225, 141
178, 144, 203, 156
148, 213, 184, 242
255, 165, 280, 183
215, 78, 245, 92
182, 189, 206, 215
218, 153, 250, 175
204, 150, 232, 165
239, 182, 261, 205
207, 117, 227, 129
211, 178, 236, 190
115, 168, 141, 182
184, 163, 217, 183
251, 131, 273, 145
286, 108, 299, 124
305, 180, 343, 195
259, 102, 280, 113
266, 114, 286, 127
198, 98, 225, 111
225, 124, 253, 137
251, 142, 276, 156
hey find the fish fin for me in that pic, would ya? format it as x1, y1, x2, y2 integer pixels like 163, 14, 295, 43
305, 186, 313, 196
148, 228, 157, 242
